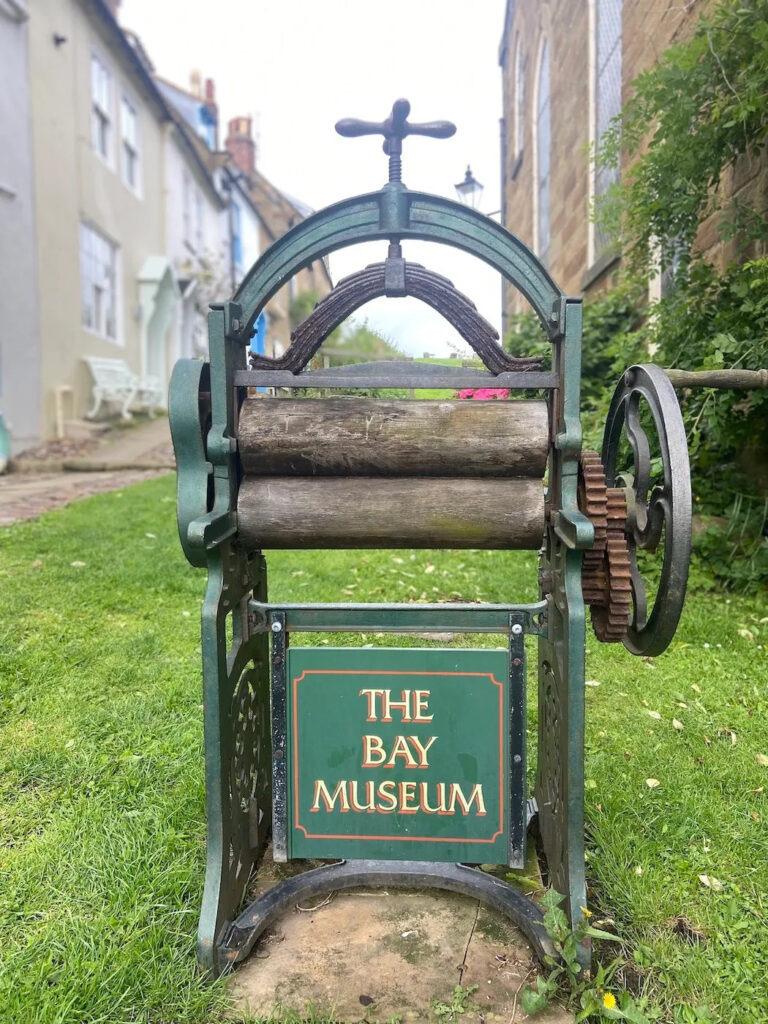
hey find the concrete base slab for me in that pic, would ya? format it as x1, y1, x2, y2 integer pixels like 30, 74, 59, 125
228, 885, 571, 1023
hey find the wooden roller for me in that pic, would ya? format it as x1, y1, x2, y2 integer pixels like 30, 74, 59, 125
237, 398, 549, 477
237, 477, 545, 549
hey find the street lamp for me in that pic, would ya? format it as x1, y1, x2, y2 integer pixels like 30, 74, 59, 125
454, 165, 484, 209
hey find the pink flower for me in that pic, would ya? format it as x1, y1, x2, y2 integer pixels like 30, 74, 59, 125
455, 388, 511, 401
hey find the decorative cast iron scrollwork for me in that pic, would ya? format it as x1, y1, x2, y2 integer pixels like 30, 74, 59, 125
168, 359, 213, 568
229, 664, 270, 853
601, 364, 692, 656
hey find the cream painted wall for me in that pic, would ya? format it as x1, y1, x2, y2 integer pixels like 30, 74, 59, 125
0, 0, 41, 453
29, 0, 168, 437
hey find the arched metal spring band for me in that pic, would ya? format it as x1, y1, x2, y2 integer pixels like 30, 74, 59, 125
216, 859, 555, 972
232, 185, 563, 342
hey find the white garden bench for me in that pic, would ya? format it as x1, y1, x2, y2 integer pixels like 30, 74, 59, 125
84, 358, 163, 420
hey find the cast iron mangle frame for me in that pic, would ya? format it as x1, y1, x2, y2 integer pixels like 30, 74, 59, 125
170, 100, 594, 978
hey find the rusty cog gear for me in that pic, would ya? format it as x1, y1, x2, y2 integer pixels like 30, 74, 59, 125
578, 451, 632, 643
578, 450, 608, 557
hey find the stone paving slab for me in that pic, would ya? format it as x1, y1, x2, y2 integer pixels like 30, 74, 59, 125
229, 883, 572, 1023
0, 470, 167, 526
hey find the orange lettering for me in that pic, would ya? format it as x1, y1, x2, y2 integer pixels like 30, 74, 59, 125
409, 735, 437, 768
398, 781, 418, 813
361, 734, 386, 768
359, 688, 385, 721
413, 690, 433, 722
385, 734, 418, 768
382, 689, 412, 722
310, 779, 349, 812
448, 783, 486, 816
349, 780, 376, 812
376, 780, 397, 813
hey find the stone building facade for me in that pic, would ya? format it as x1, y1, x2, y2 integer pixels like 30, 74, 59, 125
498, 0, 766, 328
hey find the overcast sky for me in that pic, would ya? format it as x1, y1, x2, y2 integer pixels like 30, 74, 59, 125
120, 0, 508, 356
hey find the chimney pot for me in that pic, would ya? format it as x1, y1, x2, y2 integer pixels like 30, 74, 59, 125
225, 116, 256, 175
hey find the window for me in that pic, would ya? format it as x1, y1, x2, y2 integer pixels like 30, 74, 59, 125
593, 0, 622, 257
514, 36, 525, 158
80, 222, 118, 341
534, 41, 551, 267
182, 170, 192, 246
121, 94, 140, 192
198, 105, 216, 150
91, 52, 112, 162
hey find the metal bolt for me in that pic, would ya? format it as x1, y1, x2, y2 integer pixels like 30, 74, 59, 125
512, 657, 522, 667
511, 623, 523, 636
271, 620, 282, 632
274, 748, 283, 759
513, 754, 522, 764
232, 318, 241, 332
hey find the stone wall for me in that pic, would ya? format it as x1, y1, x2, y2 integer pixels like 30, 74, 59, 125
498, 0, 766, 326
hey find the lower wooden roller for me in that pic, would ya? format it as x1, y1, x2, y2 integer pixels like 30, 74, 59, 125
237, 477, 545, 549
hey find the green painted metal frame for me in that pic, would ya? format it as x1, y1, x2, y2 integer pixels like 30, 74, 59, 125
170, 178, 594, 977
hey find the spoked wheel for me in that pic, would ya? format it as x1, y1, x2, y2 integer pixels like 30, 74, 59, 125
169, 359, 214, 567
601, 364, 692, 656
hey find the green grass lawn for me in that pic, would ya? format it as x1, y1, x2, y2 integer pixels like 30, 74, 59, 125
1, 474, 767, 1023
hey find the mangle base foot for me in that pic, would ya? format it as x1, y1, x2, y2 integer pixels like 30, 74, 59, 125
213, 858, 556, 977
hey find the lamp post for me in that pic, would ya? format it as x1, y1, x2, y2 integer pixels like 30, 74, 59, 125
454, 165, 484, 209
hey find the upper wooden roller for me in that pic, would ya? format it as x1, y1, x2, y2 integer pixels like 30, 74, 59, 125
238, 398, 549, 477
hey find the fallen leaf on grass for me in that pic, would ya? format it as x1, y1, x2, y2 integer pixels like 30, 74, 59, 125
424, 564, 435, 574
645, 778, 661, 789
634, 866, 644, 875
716, 729, 738, 745
673, 719, 684, 731
691, 684, 701, 693
585, 679, 601, 687
144, 532, 156, 539
31, 559, 43, 569
738, 627, 755, 642
698, 874, 724, 892
753, 786, 764, 794
756, 754, 768, 766
647, 710, 661, 720
751, 812, 760, 822
70, 561, 86, 568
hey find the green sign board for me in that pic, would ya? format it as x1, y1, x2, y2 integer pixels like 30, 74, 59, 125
286, 647, 511, 863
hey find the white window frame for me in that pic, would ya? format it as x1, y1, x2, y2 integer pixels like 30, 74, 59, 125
120, 91, 141, 195
514, 35, 525, 159
90, 50, 113, 167
588, 0, 623, 266
182, 170, 192, 248
79, 220, 120, 344
194, 187, 203, 252
532, 37, 551, 267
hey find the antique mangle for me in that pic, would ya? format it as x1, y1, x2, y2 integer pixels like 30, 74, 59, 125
169, 100, 692, 977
